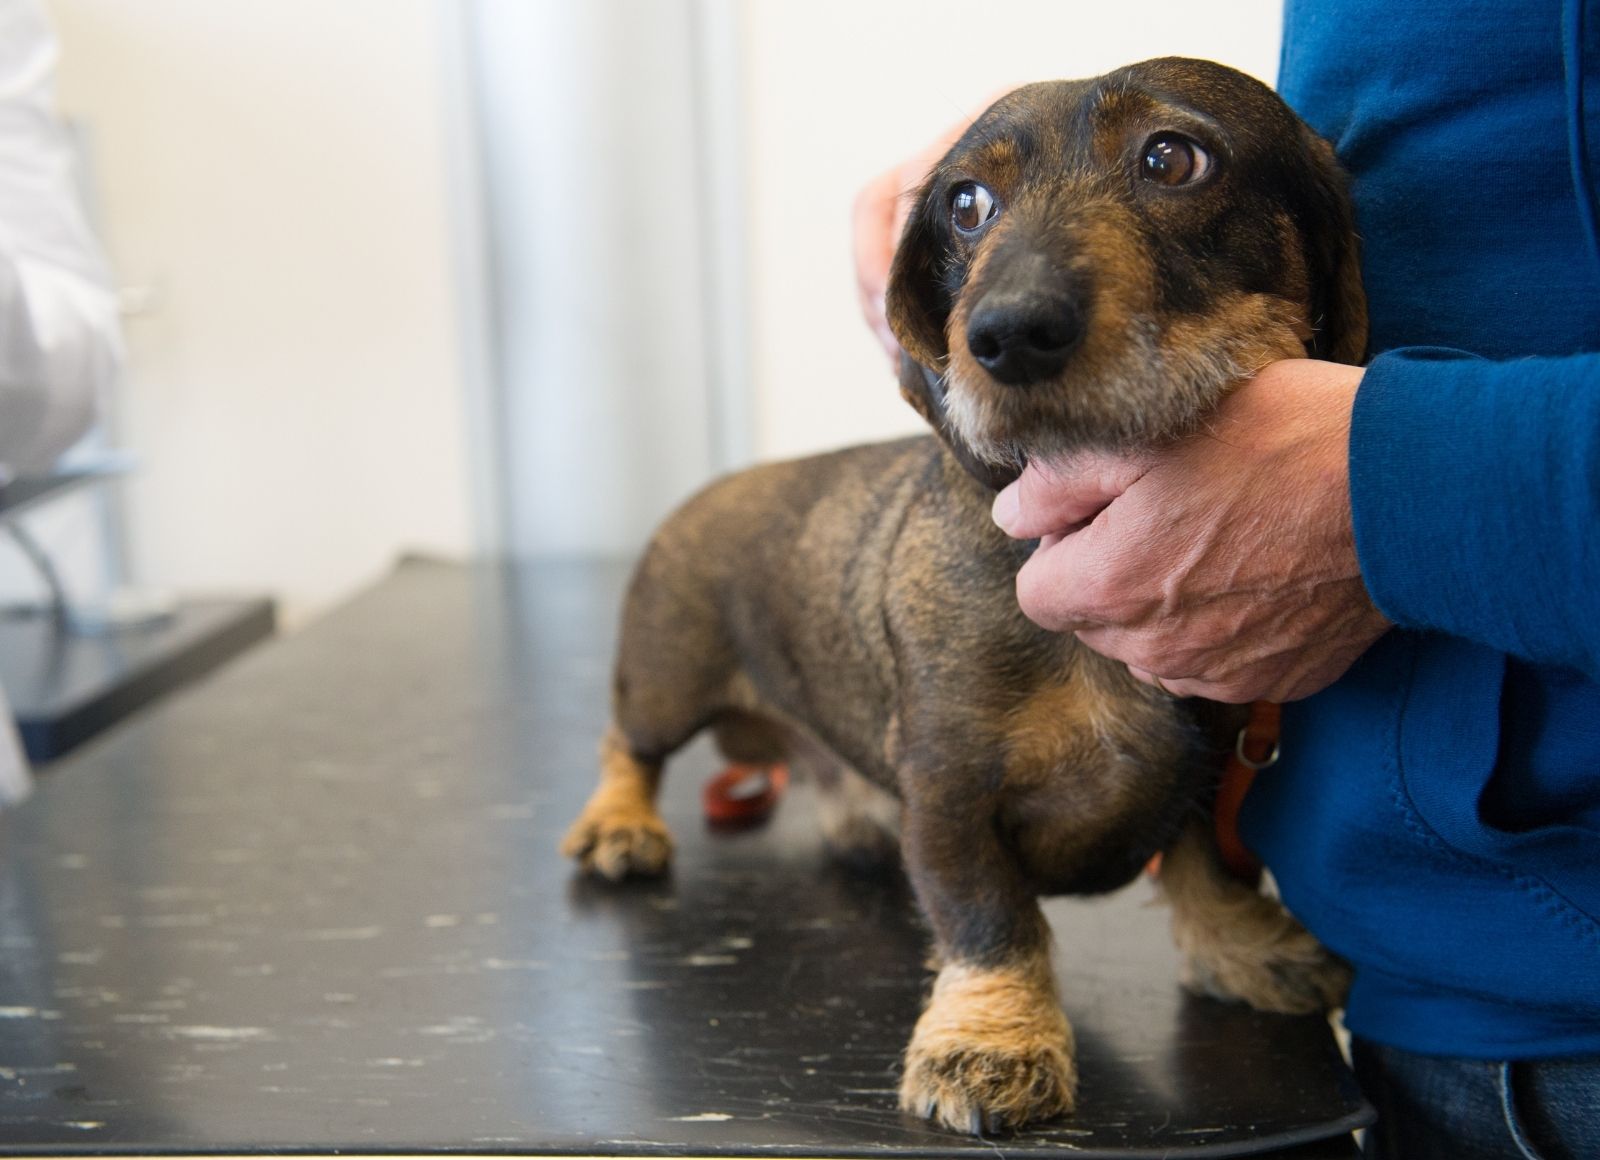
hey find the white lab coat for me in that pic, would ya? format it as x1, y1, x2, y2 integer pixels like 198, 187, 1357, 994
0, 0, 122, 804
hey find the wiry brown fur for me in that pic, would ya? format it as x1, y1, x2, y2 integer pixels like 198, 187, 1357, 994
562, 57, 1366, 1135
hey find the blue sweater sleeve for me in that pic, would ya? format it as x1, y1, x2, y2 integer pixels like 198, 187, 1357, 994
1350, 347, 1600, 677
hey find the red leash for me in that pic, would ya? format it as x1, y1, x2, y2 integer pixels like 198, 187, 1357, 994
1146, 700, 1279, 882
1213, 700, 1279, 883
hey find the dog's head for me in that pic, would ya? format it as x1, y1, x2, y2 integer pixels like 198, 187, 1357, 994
887, 57, 1366, 489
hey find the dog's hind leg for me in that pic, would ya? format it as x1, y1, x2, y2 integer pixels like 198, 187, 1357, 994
709, 709, 788, 767
564, 678, 732, 879
560, 724, 674, 881
708, 712, 901, 868
1158, 818, 1350, 1013
563, 527, 757, 879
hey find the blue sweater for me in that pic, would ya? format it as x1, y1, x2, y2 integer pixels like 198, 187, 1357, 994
1239, 0, 1600, 1058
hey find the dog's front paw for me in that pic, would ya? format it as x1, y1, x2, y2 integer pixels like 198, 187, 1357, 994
560, 801, 674, 881
898, 962, 1076, 1135
1181, 916, 1351, 1015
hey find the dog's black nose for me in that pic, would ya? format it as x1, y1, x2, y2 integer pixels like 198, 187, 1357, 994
966, 293, 1084, 385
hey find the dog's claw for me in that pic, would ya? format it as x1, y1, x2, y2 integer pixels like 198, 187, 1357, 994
902, 1082, 1033, 1138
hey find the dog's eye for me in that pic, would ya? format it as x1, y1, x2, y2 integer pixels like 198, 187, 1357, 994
950, 182, 998, 233
1141, 135, 1213, 186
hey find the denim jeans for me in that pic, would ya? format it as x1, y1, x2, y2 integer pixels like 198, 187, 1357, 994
1353, 1038, 1600, 1159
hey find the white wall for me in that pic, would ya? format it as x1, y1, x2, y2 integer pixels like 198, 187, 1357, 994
45, 0, 474, 626
738, 0, 1282, 462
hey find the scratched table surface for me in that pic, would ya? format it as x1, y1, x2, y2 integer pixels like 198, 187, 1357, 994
0, 557, 1370, 1157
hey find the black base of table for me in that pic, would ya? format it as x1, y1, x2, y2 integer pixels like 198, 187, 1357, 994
0, 558, 1368, 1156
0, 598, 276, 763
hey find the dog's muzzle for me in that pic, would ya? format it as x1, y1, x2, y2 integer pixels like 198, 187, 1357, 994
964, 250, 1086, 387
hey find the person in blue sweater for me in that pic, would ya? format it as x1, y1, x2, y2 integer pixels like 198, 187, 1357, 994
855, 2, 1598, 1155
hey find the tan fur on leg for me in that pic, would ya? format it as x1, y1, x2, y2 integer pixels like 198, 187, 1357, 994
1159, 821, 1350, 1013
560, 726, 673, 880
898, 956, 1076, 1134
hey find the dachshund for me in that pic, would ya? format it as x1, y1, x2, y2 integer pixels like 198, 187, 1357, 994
562, 57, 1366, 1135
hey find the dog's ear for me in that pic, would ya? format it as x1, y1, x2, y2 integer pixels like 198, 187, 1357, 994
1297, 130, 1369, 366
896, 349, 944, 430
885, 186, 951, 369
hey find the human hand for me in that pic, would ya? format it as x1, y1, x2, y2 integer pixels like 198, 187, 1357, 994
991, 359, 1391, 703
853, 92, 1013, 365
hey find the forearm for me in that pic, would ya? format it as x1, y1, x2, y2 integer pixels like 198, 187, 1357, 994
1351, 348, 1600, 676
0, 0, 122, 481
0, 243, 118, 479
